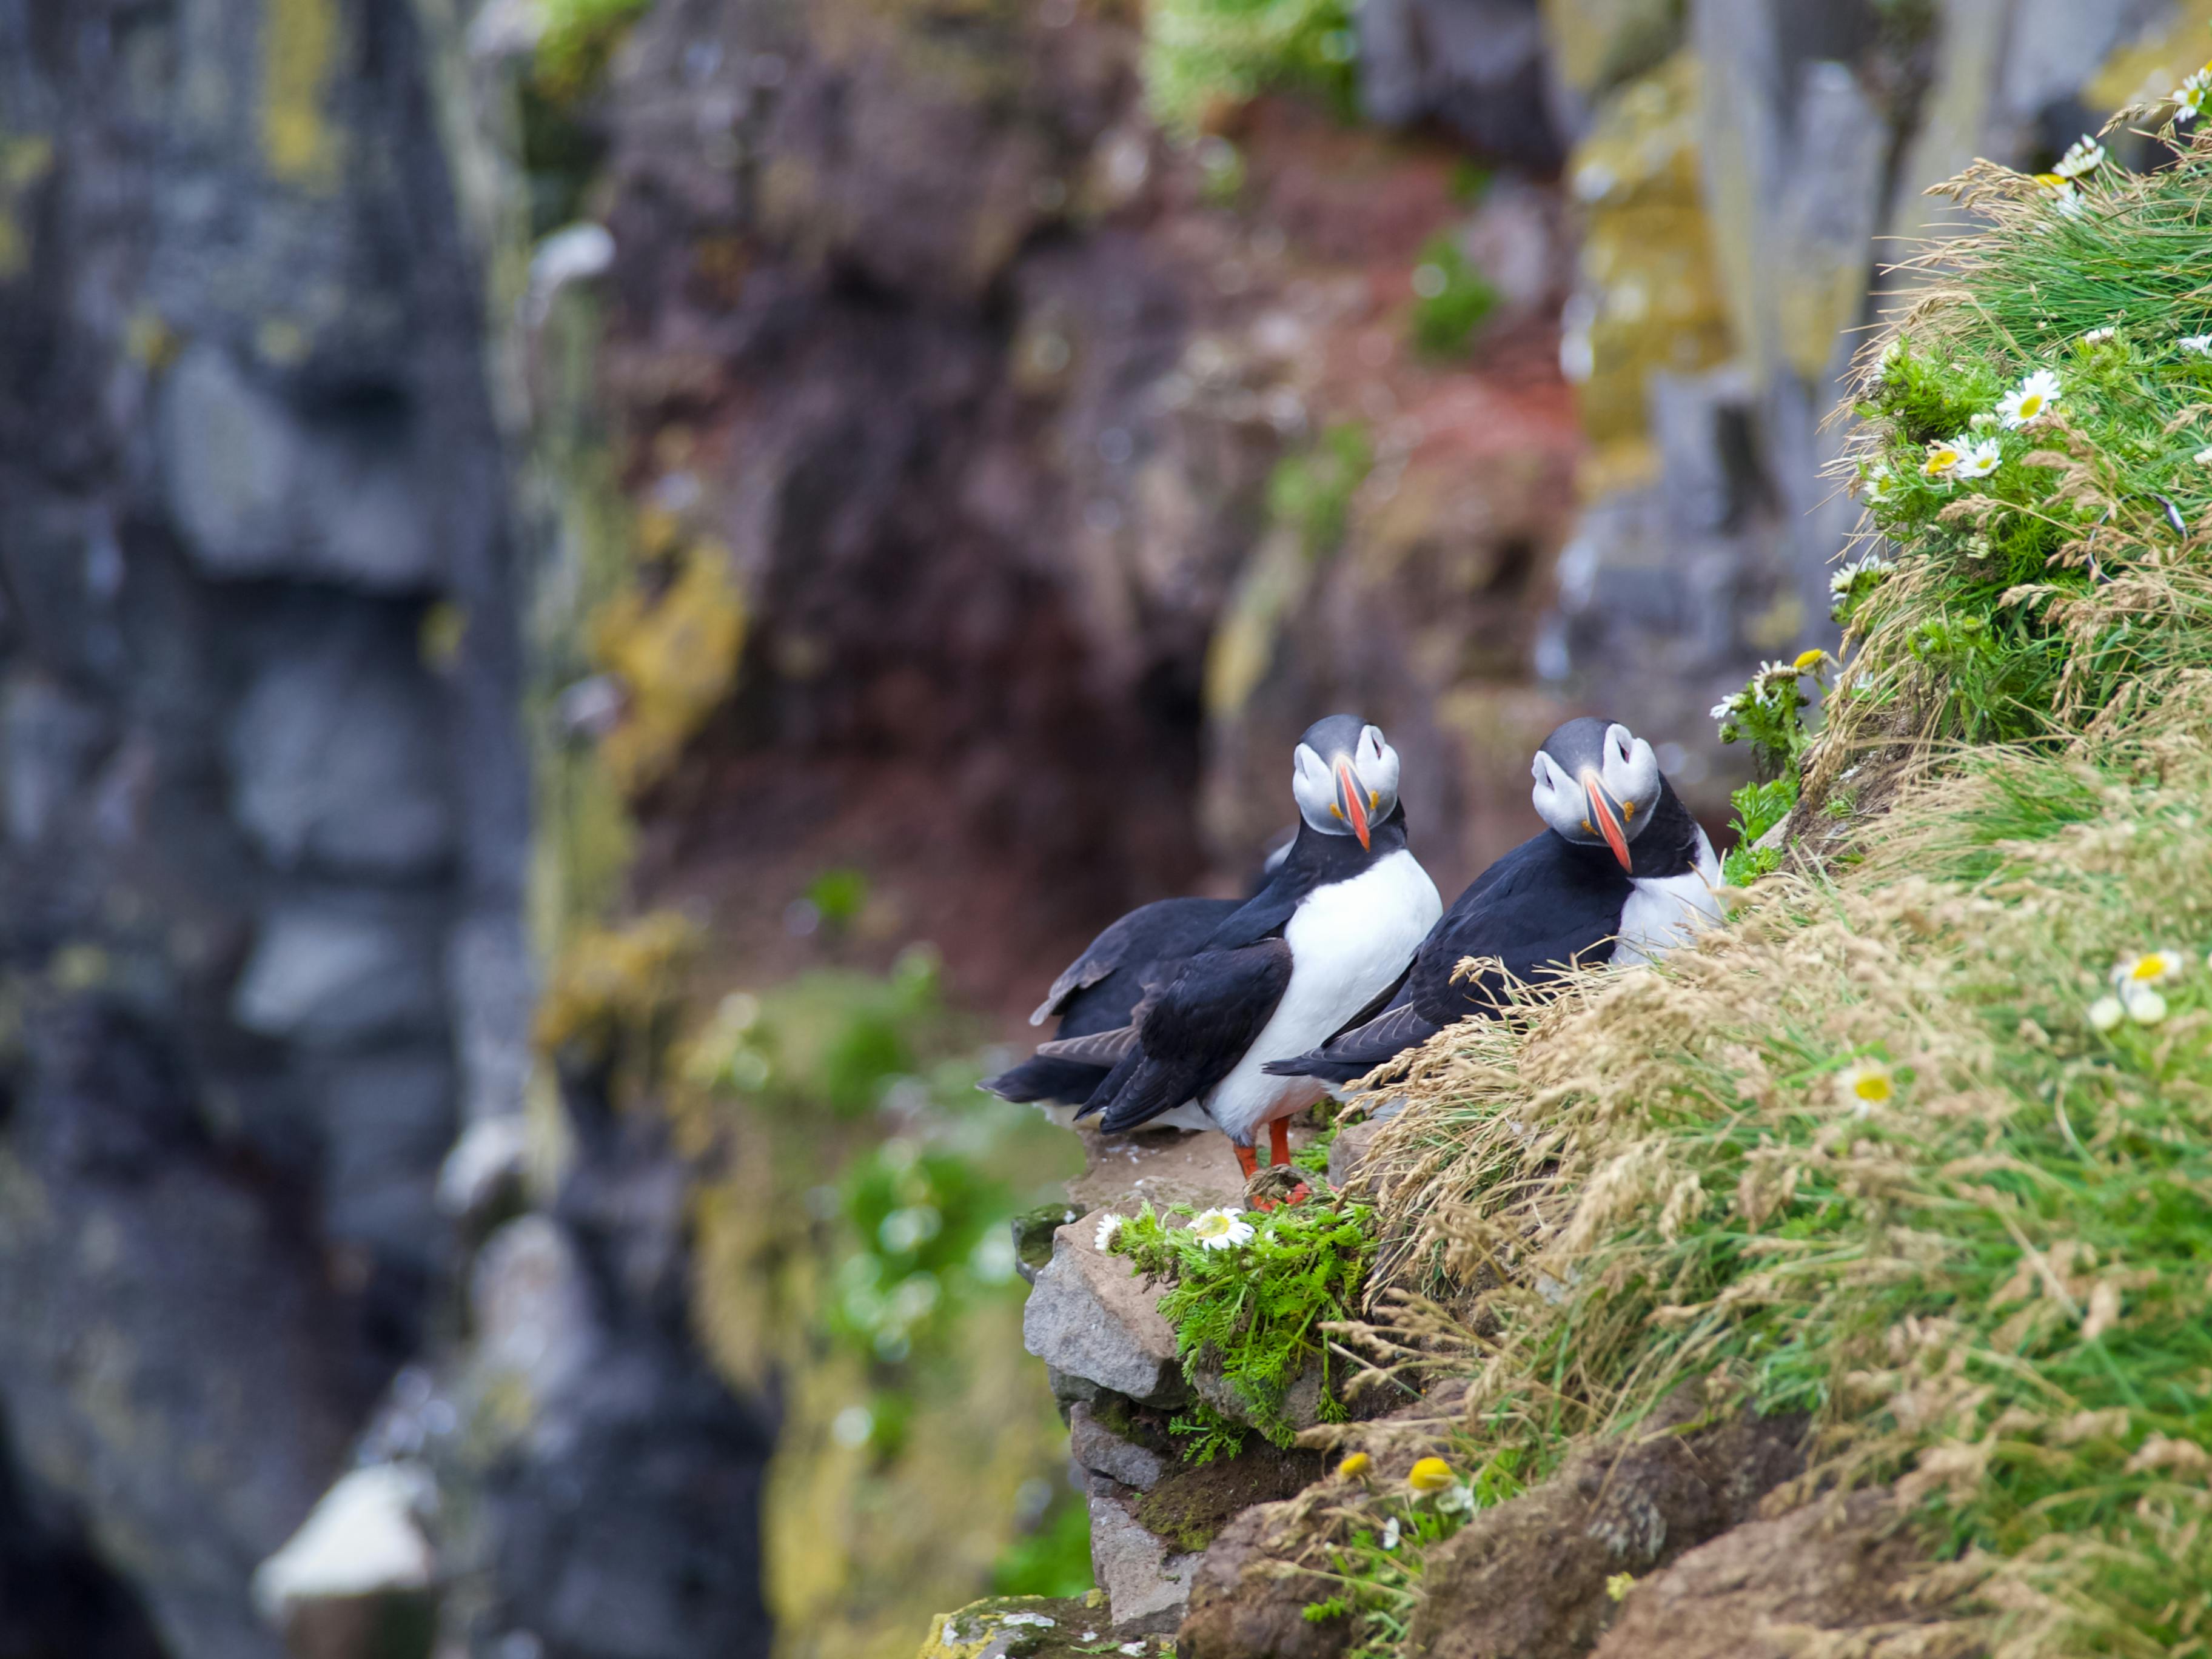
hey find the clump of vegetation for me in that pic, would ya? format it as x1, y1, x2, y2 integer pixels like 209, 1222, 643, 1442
1342, 121, 2212, 1657
1407, 235, 1498, 360
1267, 421, 1372, 558
1710, 649, 1824, 883
1142, 0, 1358, 136
1108, 1197, 1375, 1455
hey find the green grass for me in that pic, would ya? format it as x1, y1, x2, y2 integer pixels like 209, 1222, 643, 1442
1408, 235, 1498, 360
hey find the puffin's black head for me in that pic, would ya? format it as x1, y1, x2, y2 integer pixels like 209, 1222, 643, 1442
1291, 714, 1401, 851
1530, 717, 1662, 873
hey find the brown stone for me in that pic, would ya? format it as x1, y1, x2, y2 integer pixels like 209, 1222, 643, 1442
1589, 1489, 1980, 1659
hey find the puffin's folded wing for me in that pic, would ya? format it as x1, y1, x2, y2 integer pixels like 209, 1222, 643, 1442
1090, 940, 1293, 1134
1262, 996, 1439, 1085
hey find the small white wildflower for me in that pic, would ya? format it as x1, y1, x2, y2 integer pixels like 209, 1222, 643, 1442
1380, 1516, 1401, 1550
2113, 950, 2186, 988
1094, 1212, 1125, 1251
1830, 553, 1892, 597
2080, 326, 2116, 344
1996, 369, 2061, 430
2053, 135, 2106, 179
1188, 1208, 1255, 1250
2182, 67, 2212, 124
1709, 694, 1742, 720
1836, 1058, 1894, 1115
2128, 987, 2170, 1025
2034, 172, 2083, 217
2182, 335, 2212, 356
1860, 468, 1892, 506
1954, 437, 2002, 479
2195, 445, 2212, 467
1921, 435, 1968, 478
2088, 995, 2125, 1033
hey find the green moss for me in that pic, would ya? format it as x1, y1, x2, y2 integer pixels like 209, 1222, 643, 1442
1131, 1437, 1324, 1551
1407, 235, 1498, 360
1142, 0, 1358, 135
1267, 421, 1372, 559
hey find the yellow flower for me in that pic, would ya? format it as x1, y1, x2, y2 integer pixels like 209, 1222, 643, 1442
1336, 1452, 1372, 1480
1407, 1456, 1455, 1493
1836, 1058, 1892, 1115
1605, 1572, 1637, 1602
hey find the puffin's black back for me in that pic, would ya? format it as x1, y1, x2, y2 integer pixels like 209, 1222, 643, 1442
980, 896, 1236, 1105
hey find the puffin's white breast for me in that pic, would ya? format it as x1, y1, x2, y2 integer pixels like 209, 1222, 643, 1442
1614, 826, 1724, 967
1204, 848, 1443, 1142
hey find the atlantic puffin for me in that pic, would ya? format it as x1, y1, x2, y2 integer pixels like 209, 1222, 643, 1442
1033, 715, 1442, 1176
1265, 717, 1721, 1087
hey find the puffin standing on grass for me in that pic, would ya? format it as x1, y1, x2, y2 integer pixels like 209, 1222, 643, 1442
1266, 717, 1721, 1088
1029, 715, 1442, 1178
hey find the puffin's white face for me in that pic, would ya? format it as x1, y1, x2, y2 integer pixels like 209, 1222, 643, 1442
1293, 723, 1399, 849
1531, 720, 1661, 870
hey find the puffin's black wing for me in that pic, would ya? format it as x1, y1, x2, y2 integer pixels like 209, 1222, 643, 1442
982, 897, 1236, 1106
1084, 940, 1295, 1134
1267, 831, 1627, 1085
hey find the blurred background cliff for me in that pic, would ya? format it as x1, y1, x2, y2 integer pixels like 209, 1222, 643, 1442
0, 0, 2196, 1656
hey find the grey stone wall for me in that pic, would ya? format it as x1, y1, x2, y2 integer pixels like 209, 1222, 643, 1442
0, 1, 528, 1654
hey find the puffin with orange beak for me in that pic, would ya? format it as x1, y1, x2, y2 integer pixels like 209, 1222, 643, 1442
1267, 717, 1721, 1088
1030, 715, 1440, 1179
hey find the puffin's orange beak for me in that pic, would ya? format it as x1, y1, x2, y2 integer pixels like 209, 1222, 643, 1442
1584, 776, 1631, 873
1334, 758, 1371, 851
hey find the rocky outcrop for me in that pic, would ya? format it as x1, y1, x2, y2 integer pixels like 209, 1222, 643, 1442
1587, 1489, 1977, 1659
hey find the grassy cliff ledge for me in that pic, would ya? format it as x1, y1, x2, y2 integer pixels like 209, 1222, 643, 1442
1310, 122, 2212, 1657
929, 108, 2212, 1659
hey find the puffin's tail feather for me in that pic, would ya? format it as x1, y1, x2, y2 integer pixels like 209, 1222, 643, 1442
980, 1056, 1110, 1107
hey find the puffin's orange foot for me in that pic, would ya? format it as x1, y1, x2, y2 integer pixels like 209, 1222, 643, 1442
1282, 1182, 1312, 1206
1234, 1142, 1261, 1180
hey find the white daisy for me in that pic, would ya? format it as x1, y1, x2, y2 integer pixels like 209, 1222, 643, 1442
1836, 1058, 1894, 1116
1188, 1208, 1255, 1250
1094, 1212, 1125, 1251
2080, 326, 2116, 344
1861, 468, 1892, 506
1996, 369, 2061, 430
1831, 554, 1892, 596
2113, 950, 2186, 988
2182, 335, 2212, 356
2182, 68, 2212, 125
1954, 437, 2002, 479
1709, 695, 1741, 721
2034, 172, 2083, 217
1921, 436, 1969, 479
2053, 135, 2106, 179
